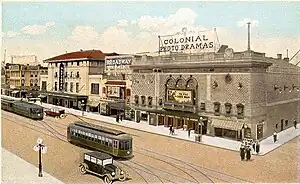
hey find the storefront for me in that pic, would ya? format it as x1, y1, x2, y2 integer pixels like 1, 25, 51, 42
42, 91, 88, 110
211, 118, 244, 140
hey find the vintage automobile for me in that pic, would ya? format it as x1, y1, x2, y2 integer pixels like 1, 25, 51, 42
79, 151, 127, 184
44, 108, 66, 119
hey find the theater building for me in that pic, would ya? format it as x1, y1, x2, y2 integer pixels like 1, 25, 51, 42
99, 55, 138, 119
130, 47, 300, 140
43, 50, 118, 110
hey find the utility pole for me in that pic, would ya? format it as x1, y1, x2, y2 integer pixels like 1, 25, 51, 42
247, 22, 251, 51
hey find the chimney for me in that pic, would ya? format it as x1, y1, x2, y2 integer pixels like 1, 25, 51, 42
283, 57, 289, 62
277, 54, 282, 60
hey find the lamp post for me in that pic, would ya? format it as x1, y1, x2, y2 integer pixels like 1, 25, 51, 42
81, 100, 85, 116
33, 137, 47, 177
199, 117, 203, 135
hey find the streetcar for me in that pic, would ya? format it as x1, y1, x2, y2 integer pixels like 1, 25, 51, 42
67, 121, 133, 159
79, 151, 127, 184
1, 97, 44, 120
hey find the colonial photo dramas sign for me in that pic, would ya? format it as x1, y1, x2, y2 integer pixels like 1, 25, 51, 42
159, 28, 218, 53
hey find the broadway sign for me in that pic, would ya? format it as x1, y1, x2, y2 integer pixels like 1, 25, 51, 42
159, 28, 217, 53
105, 57, 132, 66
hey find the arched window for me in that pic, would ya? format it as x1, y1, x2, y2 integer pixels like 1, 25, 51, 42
186, 78, 197, 89
176, 78, 185, 88
166, 78, 176, 88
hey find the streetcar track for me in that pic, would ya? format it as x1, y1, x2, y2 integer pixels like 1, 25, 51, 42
136, 146, 253, 183
134, 151, 201, 183
117, 162, 149, 184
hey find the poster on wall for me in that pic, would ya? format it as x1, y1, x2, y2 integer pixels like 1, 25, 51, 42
167, 89, 192, 103
107, 86, 120, 97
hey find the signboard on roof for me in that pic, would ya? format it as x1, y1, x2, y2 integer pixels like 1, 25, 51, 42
105, 56, 132, 66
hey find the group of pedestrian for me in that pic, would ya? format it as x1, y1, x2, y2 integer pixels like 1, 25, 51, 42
116, 111, 123, 123
239, 139, 260, 161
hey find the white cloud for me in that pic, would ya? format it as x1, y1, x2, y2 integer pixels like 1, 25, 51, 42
3, 9, 299, 62
68, 25, 100, 44
237, 18, 259, 28
21, 21, 56, 35
3, 31, 20, 38
117, 19, 129, 27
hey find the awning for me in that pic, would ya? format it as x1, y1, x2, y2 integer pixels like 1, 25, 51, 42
87, 101, 99, 107
11, 91, 19, 94
211, 119, 244, 131
38, 95, 46, 98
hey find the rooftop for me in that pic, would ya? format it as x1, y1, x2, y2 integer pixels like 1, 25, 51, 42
44, 50, 119, 62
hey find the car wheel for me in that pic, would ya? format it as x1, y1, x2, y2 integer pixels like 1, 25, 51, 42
119, 171, 126, 181
79, 164, 87, 174
60, 114, 66, 119
104, 175, 113, 184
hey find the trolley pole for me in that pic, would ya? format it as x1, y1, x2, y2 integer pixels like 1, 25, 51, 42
33, 137, 47, 177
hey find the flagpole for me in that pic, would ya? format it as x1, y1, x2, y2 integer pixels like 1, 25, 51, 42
158, 35, 161, 56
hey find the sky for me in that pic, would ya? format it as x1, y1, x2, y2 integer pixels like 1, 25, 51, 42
1, 1, 300, 62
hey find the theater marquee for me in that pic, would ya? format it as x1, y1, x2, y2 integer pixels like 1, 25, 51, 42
167, 89, 193, 103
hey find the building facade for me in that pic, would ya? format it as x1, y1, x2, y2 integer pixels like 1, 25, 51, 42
42, 50, 118, 110
129, 47, 300, 140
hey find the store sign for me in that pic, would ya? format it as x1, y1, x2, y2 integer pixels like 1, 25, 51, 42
105, 57, 132, 66
167, 89, 192, 103
107, 86, 120, 97
159, 29, 216, 53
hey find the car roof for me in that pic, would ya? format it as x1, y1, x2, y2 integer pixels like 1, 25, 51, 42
85, 151, 113, 160
13, 101, 43, 109
74, 121, 125, 136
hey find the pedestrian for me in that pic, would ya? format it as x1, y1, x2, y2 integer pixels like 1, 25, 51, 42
246, 147, 251, 161
294, 120, 297, 129
120, 112, 123, 121
172, 128, 175, 135
169, 126, 173, 135
116, 112, 119, 123
240, 145, 245, 161
252, 142, 256, 152
273, 131, 277, 143
188, 129, 191, 137
255, 141, 260, 155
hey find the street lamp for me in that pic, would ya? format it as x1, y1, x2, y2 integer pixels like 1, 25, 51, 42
33, 137, 47, 177
199, 117, 203, 135
81, 100, 85, 116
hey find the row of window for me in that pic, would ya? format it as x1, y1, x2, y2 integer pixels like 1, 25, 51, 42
51, 61, 80, 67
84, 154, 113, 166
214, 102, 244, 118
134, 95, 163, 106
54, 82, 79, 92
54, 71, 80, 78
70, 128, 131, 150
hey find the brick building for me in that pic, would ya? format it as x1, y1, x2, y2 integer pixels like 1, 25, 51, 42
129, 47, 300, 140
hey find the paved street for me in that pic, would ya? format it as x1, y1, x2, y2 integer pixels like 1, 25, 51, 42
2, 110, 299, 183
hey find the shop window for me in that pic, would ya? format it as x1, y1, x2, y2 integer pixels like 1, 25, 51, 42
76, 83, 79, 93
236, 103, 245, 119
148, 96, 153, 106
91, 83, 99, 94
126, 89, 131, 97
200, 103, 205, 111
141, 96, 146, 105
158, 98, 163, 106
65, 82, 68, 92
225, 103, 232, 116
134, 95, 139, 104
213, 102, 221, 116
285, 120, 288, 126
70, 82, 73, 92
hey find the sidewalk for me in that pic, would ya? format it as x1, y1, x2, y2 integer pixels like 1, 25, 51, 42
2, 95, 300, 155
2, 148, 65, 184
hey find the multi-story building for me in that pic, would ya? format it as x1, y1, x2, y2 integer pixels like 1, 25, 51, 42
39, 66, 48, 102
4, 64, 44, 97
99, 55, 138, 118
42, 50, 118, 111
129, 46, 300, 141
